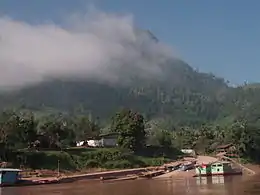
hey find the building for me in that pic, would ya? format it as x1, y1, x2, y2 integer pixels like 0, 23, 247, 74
216, 143, 238, 159
87, 139, 102, 147
181, 149, 196, 157
0, 168, 22, 186
99, 133, 118, 147
76, 141, 85, 147
216, 144, 234, 153
84, 133, 118, 148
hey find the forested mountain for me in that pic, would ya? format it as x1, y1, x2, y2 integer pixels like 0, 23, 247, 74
0, 57, 232, 126
1, 31, 260, 163
0, 31, 259, 130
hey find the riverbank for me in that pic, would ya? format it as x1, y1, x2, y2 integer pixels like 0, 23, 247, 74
155, 155, 259, 179
14, 146, 178, 185
19, 155, 220, 183
17, 155, 259, 187
19, 157, 181, 185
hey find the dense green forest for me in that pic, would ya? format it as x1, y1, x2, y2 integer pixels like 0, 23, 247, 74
0, 109, 179, 170
1, 56, 260, 168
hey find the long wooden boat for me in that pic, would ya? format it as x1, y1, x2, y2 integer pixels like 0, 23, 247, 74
0, 178, 60, 187
138, 170, 165, 178
101, 175, 139, 182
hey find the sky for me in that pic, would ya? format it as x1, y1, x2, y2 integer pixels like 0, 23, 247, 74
0, 0, 260, 85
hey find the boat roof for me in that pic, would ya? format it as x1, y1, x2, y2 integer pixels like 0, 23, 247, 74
197, 161, 231, 166
212, 161, 230, 164
0, 168, 22, 172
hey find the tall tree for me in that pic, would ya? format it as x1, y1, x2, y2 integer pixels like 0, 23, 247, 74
110, 109, 146, 152
72, 115, 100, 141
38, 115, 75, 149
154, 129, 173, 148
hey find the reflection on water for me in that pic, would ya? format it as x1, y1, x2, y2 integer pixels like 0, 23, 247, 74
1, 175, 260, 195
196, 175, 236, 185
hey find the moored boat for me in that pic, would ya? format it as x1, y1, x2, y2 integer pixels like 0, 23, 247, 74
0, 168, 61, 187
179, 161, 196, 171
195, 161, 242, 177
0, 168, 22, 187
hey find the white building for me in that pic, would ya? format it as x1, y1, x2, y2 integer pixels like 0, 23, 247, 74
76, 141, 85, 147
87, 139, 102, 147
181, 149, 196, 156
84, 133, 118, 148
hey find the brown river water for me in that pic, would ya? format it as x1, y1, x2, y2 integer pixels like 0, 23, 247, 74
1, 175, 260, 195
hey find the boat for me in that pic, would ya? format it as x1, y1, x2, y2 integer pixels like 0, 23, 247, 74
164, 162, 182, 172
101, 175, 139, 182
15, 178, 60, 187
195, 161, 242, 177
0, 168, 23, 187
179, 161, 196, 171
138, 170, 165, 178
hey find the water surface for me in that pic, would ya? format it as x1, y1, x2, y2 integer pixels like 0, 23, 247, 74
1, 175, 260, 195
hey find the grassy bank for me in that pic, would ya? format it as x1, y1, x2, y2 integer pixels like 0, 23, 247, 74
9, 147, 181, 171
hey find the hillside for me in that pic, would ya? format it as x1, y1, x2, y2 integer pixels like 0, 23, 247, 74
0, 30, 258, 128
0, 57, 231, 127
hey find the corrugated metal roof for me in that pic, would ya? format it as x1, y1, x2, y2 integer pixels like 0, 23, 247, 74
0, 168, 22, 172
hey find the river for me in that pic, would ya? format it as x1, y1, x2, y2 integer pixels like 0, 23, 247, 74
1, 175, 260, 195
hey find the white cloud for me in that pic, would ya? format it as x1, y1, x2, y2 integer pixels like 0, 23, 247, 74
0, 9, 174, 89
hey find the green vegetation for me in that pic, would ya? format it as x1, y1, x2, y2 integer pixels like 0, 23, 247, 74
110, 109, 146, 152
0, 109, 180, 171
0, 57, 260, 165
11, 148, 172, 170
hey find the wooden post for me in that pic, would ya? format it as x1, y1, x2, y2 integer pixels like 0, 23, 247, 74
57, 160, 60, 177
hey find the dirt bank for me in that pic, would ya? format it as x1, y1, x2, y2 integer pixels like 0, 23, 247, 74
196, 156, 218, 164
154, 169, 195, 179
21, 155, 258, 184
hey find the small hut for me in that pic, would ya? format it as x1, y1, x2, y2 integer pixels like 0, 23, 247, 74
216, 143, 236, 154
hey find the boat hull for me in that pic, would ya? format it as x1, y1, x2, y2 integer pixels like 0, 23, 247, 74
194, 171, 242, 177
0, 179, 60, 187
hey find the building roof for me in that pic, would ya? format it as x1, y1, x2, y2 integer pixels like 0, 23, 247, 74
0, 168, 22, 172
87, 132, 119, 140
216, 143, 233, 149
99, 132, 119, 137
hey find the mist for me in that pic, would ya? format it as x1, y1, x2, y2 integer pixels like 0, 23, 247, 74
0, 9, 175, 89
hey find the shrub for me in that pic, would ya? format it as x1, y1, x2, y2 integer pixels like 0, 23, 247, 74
85, 159, 100, 168
104, 160, 133, 169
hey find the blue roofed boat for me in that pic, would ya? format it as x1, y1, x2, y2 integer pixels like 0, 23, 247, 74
0, 168, 22, 187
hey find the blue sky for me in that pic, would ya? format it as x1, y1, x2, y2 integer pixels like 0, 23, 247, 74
0, 0, 260, 84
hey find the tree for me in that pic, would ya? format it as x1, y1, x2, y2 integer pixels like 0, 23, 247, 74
110, 109, 146, 152
15, 113, 37, 148
154, 129, 172, 148
227, 121, 260, 161
72, 115, 100, 141
38, 115, 75, 149
0, 111, 37, 149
